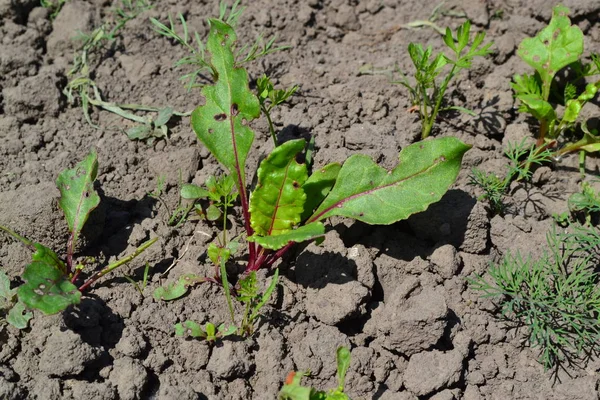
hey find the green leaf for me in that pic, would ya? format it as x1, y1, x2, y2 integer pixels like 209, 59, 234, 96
301, 163, 341, 222
237, 271, 258, 303
0, 270, 14, 306
127, 124, 154, 141
205, 322, 216, 338
516, 94, 556, 121
248, 222, 325, 250
249, 139, 308, 236
206, 204, 222, 221
336, 347, 351, 389
279, 373, 314, 400
564, 83, 599, 123
207, 243, 232, 267
181, 183, 210, 199
17, 259, 81, 315
155, 107, 174, 126
175, 320, 206, 338
31, 242, 66, 274
249, 268, 279, 322
517, 5, 583, 90
190, 19, 261, 185
309, 137, 470, 224
6, 302, 32, 329
153, 274, 207, 301
56, 151, 101, 257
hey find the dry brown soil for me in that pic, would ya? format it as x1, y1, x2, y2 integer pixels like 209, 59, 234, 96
1, 0, 600, 399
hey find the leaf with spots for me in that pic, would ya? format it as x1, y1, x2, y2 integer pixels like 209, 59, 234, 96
249, 139, 308, 237
190, 19, 260, 187
308, 137, 471, 224
56, 151, 100, 270
517, 5, 583, 99
17, 244, 81, 315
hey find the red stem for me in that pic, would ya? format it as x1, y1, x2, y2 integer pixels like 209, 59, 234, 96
228, 104, 257, 268
78, 272, 100, 292
71, 268, 82, 284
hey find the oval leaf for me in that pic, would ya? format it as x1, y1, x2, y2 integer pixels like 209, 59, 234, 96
249, 139, 308, 236
309, 137, 471, 224
181, 183, 210, 200
190, 19, 260, 185
17, 260, 81, 315
56, 151, 100, 257
517, 5, 583, 85
153, 274, 207, 301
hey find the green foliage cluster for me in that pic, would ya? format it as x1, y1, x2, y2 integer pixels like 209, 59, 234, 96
470, 225, 600, 372
279, 347, 352, 400
396, 20, 493, 138
512, 4, 600, 167
0, 152, 155, 328
554, 181, 600, 226
469, 140, 554, 214
152, 6, 469, 339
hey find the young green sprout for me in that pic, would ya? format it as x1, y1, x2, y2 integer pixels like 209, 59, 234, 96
512, 4, 600, 171
396, 20, 493, 138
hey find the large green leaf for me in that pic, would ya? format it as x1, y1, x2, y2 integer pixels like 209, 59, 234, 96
249, 139, 308, 236
301, 163, 341, 222
248, 222, 325, 250
56, 151, 100, 261
190, 19, 260, 185
17, 245, 81, 315
309, 137, 470, 224
517, 5, 583, 92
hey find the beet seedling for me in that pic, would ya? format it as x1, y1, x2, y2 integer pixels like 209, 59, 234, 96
174, 321, 236, 342
279, 346, 352, 400
0, 151, 156, 318
396, 19, 493, 138
512, 4, 600, 170
156, 15, 470, 337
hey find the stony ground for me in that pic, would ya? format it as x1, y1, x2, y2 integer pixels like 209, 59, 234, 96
1, 0, 600, 399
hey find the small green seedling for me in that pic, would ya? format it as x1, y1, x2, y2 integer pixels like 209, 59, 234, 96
279, 346, 352, 400
554, 180, 600, 226
235, 269, 279, 336
156, 7, 469, 338
396, 19, 493, 138
150, 0, 289, 92
63, 0, 191, 141
0, 270, 33, 330
124, 262, 153, 295
40, 0, 66, 19
181, 174, 238, 222
469, 225, 600, 373
0, 151, 156, 318
469, 139, 554, 214
512, 4, 600, 169
174, 321, 236, 342
257, 74, 298, 146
